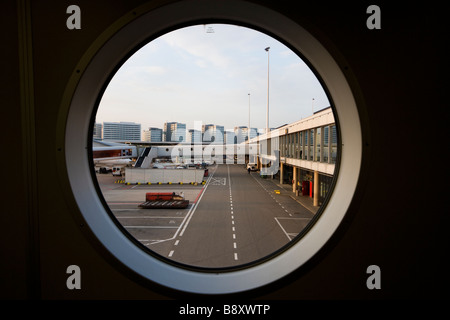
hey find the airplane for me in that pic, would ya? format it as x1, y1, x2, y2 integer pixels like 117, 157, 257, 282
92, 143, 137, 175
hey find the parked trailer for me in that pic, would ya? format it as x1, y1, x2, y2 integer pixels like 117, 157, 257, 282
138, 192, 189, 209
145, 192, 184, 201
138, 200, 189, 209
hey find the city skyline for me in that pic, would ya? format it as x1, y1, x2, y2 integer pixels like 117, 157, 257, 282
95, 24, 329, 133
94, 120, 262, 143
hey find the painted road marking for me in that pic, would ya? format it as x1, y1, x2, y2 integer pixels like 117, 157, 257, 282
124, 226, 179, 228
178, 167, 216, 237
210, 177, 226, 185
228, 164, 239, 263
116, 216, 184, 219
275, 217, 311, 241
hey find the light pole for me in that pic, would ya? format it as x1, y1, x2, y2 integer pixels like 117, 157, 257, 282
248, 93, 251, 142
265, 46, 270, 135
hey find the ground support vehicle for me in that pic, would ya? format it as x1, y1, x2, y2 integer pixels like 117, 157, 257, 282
138, 192, 189, 209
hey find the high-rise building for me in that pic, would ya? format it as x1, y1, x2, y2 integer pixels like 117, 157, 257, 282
202, 124, 224, 144
93, 123, 102, 139
233, 126, 258, 143
164, 122, 186, 142
188, 129, 202, 143
224, 130, 235, 145
102, 122, 141, 141
143, 127, 163, 142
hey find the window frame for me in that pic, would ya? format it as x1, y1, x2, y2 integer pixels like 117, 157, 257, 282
59, 0, 362, 295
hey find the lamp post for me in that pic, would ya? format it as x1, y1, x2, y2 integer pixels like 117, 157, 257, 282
248, 93, 251, 142
265, 46, 270, 135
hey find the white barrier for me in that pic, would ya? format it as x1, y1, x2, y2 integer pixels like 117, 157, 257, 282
125, 168, 205, 184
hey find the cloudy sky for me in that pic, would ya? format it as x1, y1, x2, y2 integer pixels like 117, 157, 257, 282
95, 23, 329, 133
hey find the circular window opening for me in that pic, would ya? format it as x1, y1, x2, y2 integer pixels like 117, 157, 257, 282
64, 0, 361, 294
92, 23, 337, 271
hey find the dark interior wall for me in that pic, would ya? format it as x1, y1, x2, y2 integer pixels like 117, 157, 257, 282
1, 0, 447, 300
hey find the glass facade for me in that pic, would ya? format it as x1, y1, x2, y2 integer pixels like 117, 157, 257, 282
278, 123, 337, 206
315, 127, 321, 162
323, 126, 329, 163
103, 122, 141, 141
303, 130, 308, 160
319, 174, 334, 206
331, 125, 337, 164
143, 127, 163, 142
279, 123, 337, 165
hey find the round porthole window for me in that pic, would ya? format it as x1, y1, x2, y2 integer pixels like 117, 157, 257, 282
94, 22, 335, 270
61, 0, 362, 294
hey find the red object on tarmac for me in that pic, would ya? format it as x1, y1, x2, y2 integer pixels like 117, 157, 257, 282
140, 192, 189, 209
145, 192, 176, 201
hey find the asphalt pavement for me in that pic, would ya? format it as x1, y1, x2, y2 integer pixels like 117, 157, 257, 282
96, 164, 315, 270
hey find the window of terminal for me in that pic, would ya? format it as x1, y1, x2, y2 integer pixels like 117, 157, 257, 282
90, 23, 340, 271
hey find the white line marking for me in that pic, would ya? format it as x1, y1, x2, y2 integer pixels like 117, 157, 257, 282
232, 227, 235, 232
233, 242, 237, 249
274, 217, 311, 241
174, 240, 179, 246
134, 170, 216, 246
168, 250, 174, 257
234, 253, 238, 260
124, 226, 179, 229
276, 217, 311, 220
178, 169, 216, 237
116, 216, 184, 219
275, 218, 292, 241
233, 234, 236, 239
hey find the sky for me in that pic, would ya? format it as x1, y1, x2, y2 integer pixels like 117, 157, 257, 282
95, 23, 329, 134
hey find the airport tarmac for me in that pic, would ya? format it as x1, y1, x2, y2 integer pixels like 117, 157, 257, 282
95, 164, 315, 269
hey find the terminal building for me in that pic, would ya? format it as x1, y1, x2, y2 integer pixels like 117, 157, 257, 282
248, 106, 337, 207
95, 107, 337, 208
